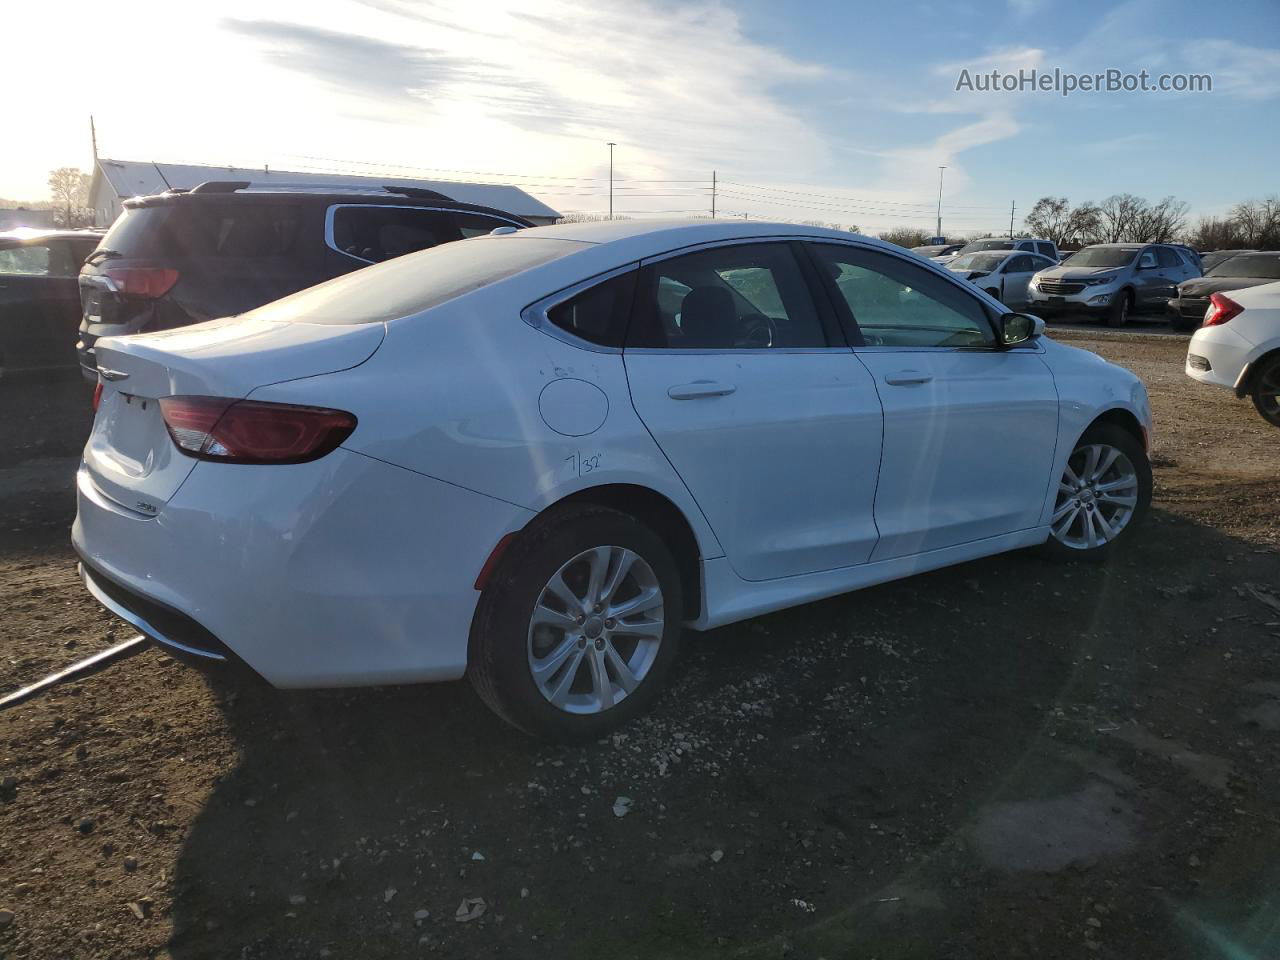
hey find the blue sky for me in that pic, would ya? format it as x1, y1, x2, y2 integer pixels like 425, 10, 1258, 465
6, 0, 1278, 235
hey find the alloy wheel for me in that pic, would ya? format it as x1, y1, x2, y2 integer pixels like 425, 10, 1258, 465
526, 546, 664, 714
1050, 443, 1140, 550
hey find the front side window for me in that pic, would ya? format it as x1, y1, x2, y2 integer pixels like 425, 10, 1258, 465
1155, 247, 1180, 268
1036, 242, 1056, 259
546, 271, 636, 347
628, 243, 827, 349
1006, 255, 1035, 274
0, 243, 51, 276
809, 244, 996, 349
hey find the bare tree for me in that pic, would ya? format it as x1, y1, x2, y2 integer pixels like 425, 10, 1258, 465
47, 167, 93, 227
1228, 196, 1280, 248
877, 227, 932, 249
801, 219, 861, 234
1185, 216, 1246, 251
1024, 197, 1100, 247
1132, 196, 1189, 243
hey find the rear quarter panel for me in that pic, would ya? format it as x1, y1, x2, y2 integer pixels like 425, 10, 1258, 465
247, 279, 727, 561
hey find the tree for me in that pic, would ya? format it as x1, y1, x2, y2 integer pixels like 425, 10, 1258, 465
1185, 216, 1246, 251
1023, 196, 1100, 247
801, 219, 860, 234
1228, 196, 1280, 248
1132, 195, 1189, 243
47, 167, 93, 228
877, 227, 932, 248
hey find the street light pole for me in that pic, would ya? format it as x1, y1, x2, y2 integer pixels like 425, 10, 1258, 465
936, 165, 947, 239
606, 142, 616, 219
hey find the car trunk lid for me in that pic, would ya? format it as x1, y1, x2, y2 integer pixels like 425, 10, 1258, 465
84, 316, 383, 513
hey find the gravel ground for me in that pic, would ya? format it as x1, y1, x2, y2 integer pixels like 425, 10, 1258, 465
1, 331, 1278, 960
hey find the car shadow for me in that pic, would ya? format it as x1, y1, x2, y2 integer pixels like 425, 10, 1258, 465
166, 508, 1280, 960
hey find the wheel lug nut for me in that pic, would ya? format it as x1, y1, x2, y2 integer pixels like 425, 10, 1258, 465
594, 638, 605, 650
575, 614, 585, 625
605, 618, 616, 629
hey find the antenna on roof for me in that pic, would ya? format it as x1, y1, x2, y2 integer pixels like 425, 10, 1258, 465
152, 162, 172, 190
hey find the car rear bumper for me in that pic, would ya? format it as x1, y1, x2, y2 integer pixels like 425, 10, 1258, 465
72, 449, 534, 688
1185, 324, 1256, 391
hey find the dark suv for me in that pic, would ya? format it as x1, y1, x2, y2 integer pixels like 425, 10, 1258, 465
77, 182, 534, 380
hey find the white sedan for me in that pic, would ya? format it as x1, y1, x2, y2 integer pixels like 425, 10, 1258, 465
1185, 280, 1280, 427
945, 250, 1059, 306
74, 220, 1153, 738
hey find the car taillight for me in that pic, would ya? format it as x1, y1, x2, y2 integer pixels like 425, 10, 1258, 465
103, 266, 179, 299
1203, 293, 1243, 327
158, 396, 357, 465
91, 381, 103, 412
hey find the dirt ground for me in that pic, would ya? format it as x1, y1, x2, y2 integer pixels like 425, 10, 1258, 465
1, 330, 1278, 960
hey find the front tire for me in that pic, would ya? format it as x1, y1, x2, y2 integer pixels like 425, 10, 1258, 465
468, 504, 683, 739
1106, 291, 1132, 328
1039, 423, 1152, 561
1250, 354, 1280, 428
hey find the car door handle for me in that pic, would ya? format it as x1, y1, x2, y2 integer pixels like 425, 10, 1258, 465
667, 381, 737, 399
884, 371, 933, 386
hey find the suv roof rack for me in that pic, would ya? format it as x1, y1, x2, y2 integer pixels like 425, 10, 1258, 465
183, 180, 455, 202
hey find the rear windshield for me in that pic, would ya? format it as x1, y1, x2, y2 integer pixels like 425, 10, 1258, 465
241, 236, 584, 325
1206, 254, 1280, 279
102, 203, 304, 258
1068, 247, 1140, 268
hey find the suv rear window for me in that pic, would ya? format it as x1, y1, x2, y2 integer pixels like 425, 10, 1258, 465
102, 203, 303, 259
243, 236, 584, 325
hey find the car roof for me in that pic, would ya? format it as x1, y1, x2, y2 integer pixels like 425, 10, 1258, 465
123, 186, 534, 225
508, 218, 875, 255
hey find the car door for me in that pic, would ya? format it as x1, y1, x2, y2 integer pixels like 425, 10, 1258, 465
805, 241, 1060, 561
0, 240, 79, 373
1154, 246, 1187, 302
1132, 248, 1164, 306
1001, 254, 1037, 304
623, 239, 884, 581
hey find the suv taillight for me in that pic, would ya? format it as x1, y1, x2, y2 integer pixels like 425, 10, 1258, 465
1203, 293, 1243, 327
104, 266, 179, 299
158, 396, 356, 464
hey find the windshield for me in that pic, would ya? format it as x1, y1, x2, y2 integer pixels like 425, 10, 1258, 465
1068, 247, 1140, 268
243, 236, 582, 324
1206, 254, 1280, 279
956, 239, 1014, 254
948, 252, 1007, 271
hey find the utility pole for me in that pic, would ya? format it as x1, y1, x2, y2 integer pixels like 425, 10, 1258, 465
936, 165, 947, 239
1009, 200, 1016, 238
90, 115, 98, 162
711, 170, 716, 219
606, 142, 616, 219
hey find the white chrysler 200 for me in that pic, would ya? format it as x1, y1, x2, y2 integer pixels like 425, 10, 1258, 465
74, 220, 1153, 738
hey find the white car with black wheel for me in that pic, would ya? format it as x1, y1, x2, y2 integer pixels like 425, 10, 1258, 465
74, 220, 1153, 739
1185, 281, 1280, 427
946, 250, 1058, 307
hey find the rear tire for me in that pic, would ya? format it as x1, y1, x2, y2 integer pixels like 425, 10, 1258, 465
468, 504, 683, 740
1250, 354, 1280, 428
1106, 291, 1132, 328
1038, 423, 1152, 562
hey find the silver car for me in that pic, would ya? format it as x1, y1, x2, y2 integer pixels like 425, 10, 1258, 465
1028, 243, 1200, 327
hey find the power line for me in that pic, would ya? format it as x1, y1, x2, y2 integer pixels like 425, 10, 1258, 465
714, 189, 1000, 223
720, 179, 1009, 211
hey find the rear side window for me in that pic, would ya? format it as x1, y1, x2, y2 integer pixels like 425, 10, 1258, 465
0, 244, 50, 276
330, 206, 519, 263
98, 207, 171, 258
241, 236, 583, 325
546, 271, 636, 347
628, 242, 828, 349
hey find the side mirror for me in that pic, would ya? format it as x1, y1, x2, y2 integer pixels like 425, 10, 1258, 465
1001, 312, 1044, 345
